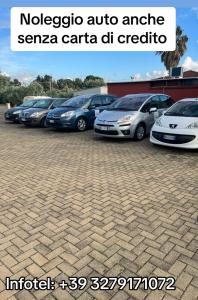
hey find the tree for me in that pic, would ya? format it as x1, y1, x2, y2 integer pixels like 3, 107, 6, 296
74, 78, 84, 90
0, 73, 11, 88
27, 82, 44, 96
46, 88, 73, 98
0, 86, 27, 106
156, 26, 188, 71
57, 79, 66, 90
10, 79, 21, 86
34, 75, 53, 92
83, 75, 105, 88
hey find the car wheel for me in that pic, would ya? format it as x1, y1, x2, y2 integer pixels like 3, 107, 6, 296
76, 117, 87, 131
41, 117, 47, 128
134, 123, 146, 141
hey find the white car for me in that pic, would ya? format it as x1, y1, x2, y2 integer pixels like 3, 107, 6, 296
150, 98, 198, 149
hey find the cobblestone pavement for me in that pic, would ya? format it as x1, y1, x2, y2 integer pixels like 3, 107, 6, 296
0, 116, 198, 300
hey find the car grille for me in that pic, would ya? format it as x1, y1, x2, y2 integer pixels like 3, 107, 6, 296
48, 114, 60, 120
95, 128, 118, 135
96, 124, 114, 127
22, 112, 30, 118
152, 131, 196, 144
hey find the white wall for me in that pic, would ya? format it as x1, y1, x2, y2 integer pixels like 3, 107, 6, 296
74, 86, 107, 96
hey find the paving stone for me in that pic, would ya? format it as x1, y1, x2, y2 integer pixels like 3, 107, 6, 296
0, 116, 197, 299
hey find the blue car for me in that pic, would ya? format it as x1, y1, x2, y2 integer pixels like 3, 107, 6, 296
46, 94, 117, 131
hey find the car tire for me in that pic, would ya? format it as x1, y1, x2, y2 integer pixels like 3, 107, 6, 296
41, 117, 47, 128
76, 117, 87, 131
134, 123, 146, 141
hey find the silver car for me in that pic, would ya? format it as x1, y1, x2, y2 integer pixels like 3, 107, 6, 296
94, 93, 174, 140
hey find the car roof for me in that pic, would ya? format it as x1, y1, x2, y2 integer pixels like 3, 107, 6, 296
52, 98, 68, 101
73, 93, 116, 97
178, 98, 198, 102
34, 98, 53, 101
122, 93, 169, 97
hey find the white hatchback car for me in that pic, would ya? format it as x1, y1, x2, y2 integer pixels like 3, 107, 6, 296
150, 98, 198, 149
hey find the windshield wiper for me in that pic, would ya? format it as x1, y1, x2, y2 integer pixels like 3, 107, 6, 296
61, 105, 76, 108
112, 108, 135, 111
33, 107, 47, 109
165, 112, 184, 116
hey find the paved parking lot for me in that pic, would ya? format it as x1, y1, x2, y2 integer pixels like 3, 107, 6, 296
0, 115, 198, 300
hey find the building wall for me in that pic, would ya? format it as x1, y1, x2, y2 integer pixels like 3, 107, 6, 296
108, 81, 198, 101
74, 86, 107, 96
0, 104, 7, 113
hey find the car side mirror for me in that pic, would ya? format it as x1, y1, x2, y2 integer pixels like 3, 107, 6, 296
89, 105, 96, 109
149, 107, 157, 113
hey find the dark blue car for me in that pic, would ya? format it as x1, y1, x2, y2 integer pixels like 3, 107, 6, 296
46, 94, 117, 131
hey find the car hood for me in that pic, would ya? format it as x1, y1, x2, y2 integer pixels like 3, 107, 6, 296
97, 105, 111, 112
6, 106, 29, 113
97, 110, 137, 122
21, 107, 48, 116
47, 107, 79, 117
159, 115, 198, 129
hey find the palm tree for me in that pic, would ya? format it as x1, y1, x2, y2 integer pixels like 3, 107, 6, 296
156, 26, 188, 71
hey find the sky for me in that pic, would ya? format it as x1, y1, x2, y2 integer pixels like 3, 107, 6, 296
0, 0, 198, 84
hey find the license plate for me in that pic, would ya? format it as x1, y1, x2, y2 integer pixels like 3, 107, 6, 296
163, 134, 176, 140
49, 120, 55, 123
99, 126, 108, 131
21, 118, 26, 121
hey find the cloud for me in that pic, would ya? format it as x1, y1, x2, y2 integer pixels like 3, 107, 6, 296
133, 73, 141, 80
182, 56, 198, 72
0, 36, 36, 84
133, 69, 168, 81
15, 73, 35, 84
192, 7, 198, 19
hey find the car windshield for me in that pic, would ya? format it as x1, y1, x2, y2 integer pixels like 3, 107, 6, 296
61, 95, 91, 108
165, 101, 198, 117
109, 95, 149, 111
20, 100, 37, 107
53, 99, 68, 107
32, 99, 52, 109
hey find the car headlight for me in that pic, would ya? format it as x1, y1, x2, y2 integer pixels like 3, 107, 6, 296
30, 112, 43, 118
117, 115, 135, 124
13, 110, 22, 115
186, 121, 198, 129
155, 118, 162, 127
61, 111, 75, 118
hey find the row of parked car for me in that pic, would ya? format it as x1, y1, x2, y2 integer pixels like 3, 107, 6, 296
4, 93, 198, 149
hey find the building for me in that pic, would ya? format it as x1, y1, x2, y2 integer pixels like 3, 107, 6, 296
73, 86, 107, 96
107, 71, 198, 101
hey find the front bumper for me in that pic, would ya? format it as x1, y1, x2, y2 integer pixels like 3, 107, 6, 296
46, 117, 75, 129
94, 122, 136, 138
20, 117, 41, 126
4, 113, 20, 122
150, 126, 198, 149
